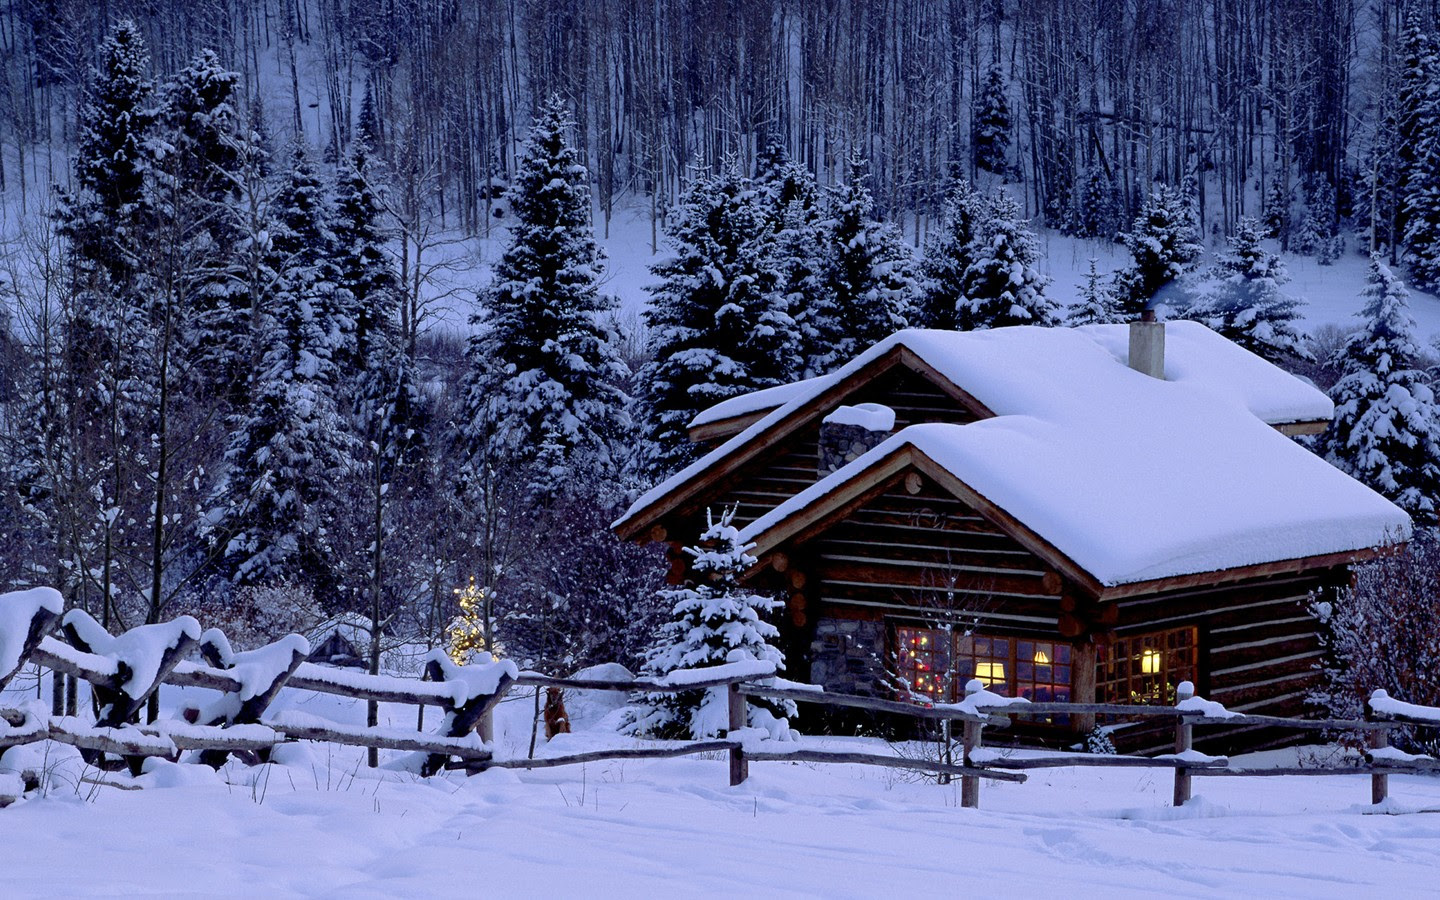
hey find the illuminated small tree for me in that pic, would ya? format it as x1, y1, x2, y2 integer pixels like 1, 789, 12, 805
446, 576, 494, 664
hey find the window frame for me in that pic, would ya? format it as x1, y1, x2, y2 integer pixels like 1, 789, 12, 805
1094, 626, 1200, 706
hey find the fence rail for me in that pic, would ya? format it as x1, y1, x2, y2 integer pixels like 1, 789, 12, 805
0, 594, 1437, 812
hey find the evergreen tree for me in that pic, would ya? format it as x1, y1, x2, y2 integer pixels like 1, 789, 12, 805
1067, 257, 1125, 325
1402, 24, 1440, 290
1262, 180, 1292, 243
1185, 218, 1308, 362
641, 165, 798, 475
1113, 183, 1203, 318
1397, 13, 1439, 260
333, 146, 400, 376
58, 20, 158, 287
801, 152, 915, 375
624, 508, 794, 740
208, 148, 357, 596
1068, 165, 1120, 239
1293, 179, 1339, 264
1323, 256, 1440, 518
160, 49, 250, 404
755, 140, 823, 365
457, 95, 627, 497
46, 20, 163, 627
915, 178, 988, 329
972, 65, 1011, 176
957, 192, 1058, 329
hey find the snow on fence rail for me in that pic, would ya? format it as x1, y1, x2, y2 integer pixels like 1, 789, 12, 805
1, 591, 1439, 811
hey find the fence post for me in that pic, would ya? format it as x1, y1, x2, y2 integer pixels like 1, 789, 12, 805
1173, 681, 1194, 808
727, 681, 748, 786
1367, 704, 1389, 806
961, 679, 983, 809
478, 709, 495, 745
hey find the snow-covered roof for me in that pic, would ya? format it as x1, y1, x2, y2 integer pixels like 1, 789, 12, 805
688, 374, 835, 431
686, 321, 1332, 435
620, 326, 1407, 587
1076, 321, 1333, 425
620, 325, 1343, 539
736, 329, 1406, 586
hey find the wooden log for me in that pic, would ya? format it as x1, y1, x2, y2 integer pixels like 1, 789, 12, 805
196, 636, 308, 769
1368, 706, 1389, 805
48, 718, 176, 757
1174, 683, 1194, 807
516, 669, 766, 693
1187, 766, 1415, 777
144, 724, 281, 753
735, 684, 999, 724
770, 552, 789, 573
267, 717, 493, 759
30, 640, 122, 692
961, 680, 982, 808
727, 682, 748, 786
1070, 642, 1097, 734
904, 472, 923, 495
972, 753, 1229, 770
745, 749, 1026, 784
479, 740, 741, 770
420, 661, 515, 776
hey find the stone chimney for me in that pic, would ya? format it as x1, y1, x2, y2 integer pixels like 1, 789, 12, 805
819, 404, 896, 478
1128, 309, 1165, 379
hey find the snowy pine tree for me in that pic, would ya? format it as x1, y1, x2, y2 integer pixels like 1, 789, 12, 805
208, 148, 358, 596
801, 152, 915, 375
972, 65, 1011, 176
915, 178, 988, 330
1399, 13, 1440, 284
1113, 183, 1203, 318
624, 508, 794, 740
958, 192, 1058, 329
641, 165, 798, 476
458, 95, 628, 498
160, 49, 250, 404
47, 20, 163, 627
1185, 218, 1309, 362
1322, 256, 1440, 518
1068, 165, 1120, 240
1067, 258, 1125, 325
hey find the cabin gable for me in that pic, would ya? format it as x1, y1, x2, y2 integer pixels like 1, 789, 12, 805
649, 353, 989, 541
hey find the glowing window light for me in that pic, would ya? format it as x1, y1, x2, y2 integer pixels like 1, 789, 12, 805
975, 661, 1006, 685
1033, 649, 1050, 665
1141, 648, 1163, 675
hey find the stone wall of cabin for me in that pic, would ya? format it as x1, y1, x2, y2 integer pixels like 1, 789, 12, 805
808, 617, 887, 696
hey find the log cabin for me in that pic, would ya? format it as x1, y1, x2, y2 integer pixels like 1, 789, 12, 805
614, 322, 1412, 752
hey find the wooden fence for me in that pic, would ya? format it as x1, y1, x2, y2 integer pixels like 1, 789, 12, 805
0, 599, 1436, 811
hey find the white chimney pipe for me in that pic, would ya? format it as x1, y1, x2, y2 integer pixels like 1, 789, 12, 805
1128, 310, 1165, 380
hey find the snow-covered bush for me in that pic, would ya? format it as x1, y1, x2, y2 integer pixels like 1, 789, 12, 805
1084, 727, 1118, 756
624, 508, 795, 740
1311, 531, 1440, 755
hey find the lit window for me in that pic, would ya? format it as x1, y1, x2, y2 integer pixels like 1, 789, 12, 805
895, 628, 1071, 704
1096, 627, 1198, 705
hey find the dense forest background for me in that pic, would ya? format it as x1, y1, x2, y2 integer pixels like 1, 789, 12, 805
0, 0, 1410, 246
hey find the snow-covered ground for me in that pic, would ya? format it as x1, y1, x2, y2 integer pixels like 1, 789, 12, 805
4, 677, 1440, 897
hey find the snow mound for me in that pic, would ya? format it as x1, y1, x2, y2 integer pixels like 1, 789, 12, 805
823, 403, 896, 432
0, 588, 62, 681
1369, 690, 1440, 724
